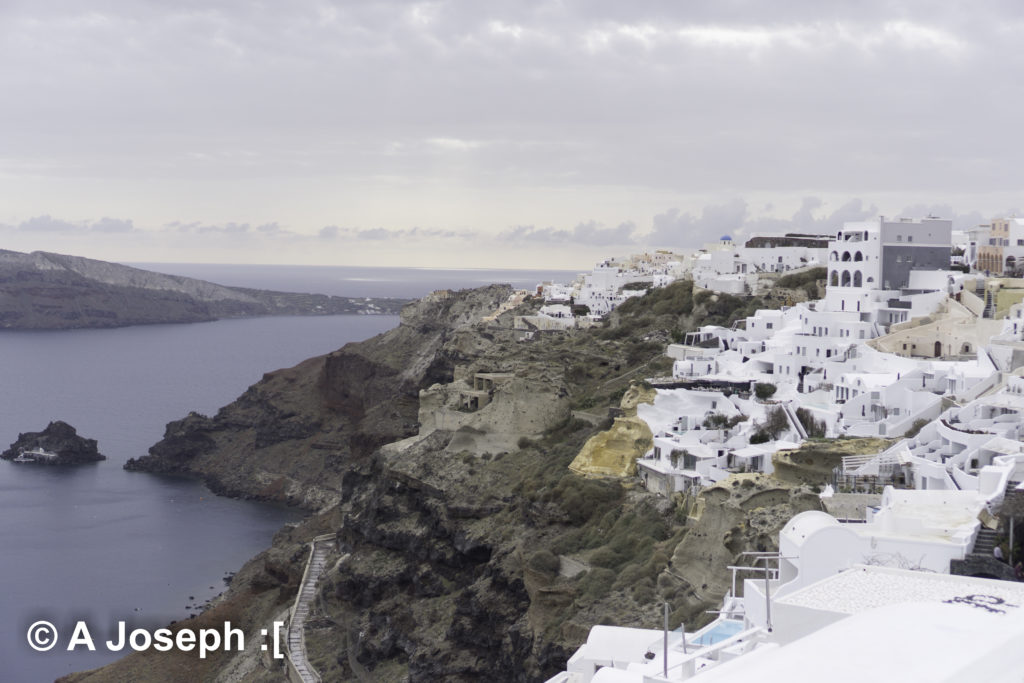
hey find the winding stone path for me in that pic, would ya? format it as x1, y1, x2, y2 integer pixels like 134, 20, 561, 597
287, 536, 335, 683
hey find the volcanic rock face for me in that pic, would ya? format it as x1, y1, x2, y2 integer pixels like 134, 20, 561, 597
69, 280, 829, 683
123, 285, 520, 509
1, 420, 105, 464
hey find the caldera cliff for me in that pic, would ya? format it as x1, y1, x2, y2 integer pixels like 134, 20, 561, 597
66, 279, 825, 682
0, 249, 406, 329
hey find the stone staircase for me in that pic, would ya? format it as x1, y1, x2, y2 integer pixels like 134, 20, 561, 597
287, 537, 335, 683
973, 528, 999, 556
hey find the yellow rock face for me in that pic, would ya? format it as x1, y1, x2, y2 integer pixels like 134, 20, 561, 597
569, 416, 653, 477
620, 382, 657, 417
569, 382, 656, 477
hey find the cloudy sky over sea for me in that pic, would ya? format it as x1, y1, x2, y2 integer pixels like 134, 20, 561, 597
1, 1, 1021, 268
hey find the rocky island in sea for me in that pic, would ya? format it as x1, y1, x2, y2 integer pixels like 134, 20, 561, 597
2, 420, 106, 465
0, 249, 409, 329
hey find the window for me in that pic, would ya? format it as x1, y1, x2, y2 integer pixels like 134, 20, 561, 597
907, 235, 913, 243
897, 235, 903, 242
766, 322, 773, 329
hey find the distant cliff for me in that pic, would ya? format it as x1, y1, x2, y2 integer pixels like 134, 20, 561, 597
0, 249, 407, 329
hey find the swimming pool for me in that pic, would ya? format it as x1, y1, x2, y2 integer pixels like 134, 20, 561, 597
690, 619, 745, 646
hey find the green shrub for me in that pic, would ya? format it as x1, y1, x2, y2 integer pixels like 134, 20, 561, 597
775, 267, 827, 290
754, 382, 777, 400
632, 579, 656, 604
545, 474, 624, 525
759, 405, 789, 439
703, 413, 747, 429
527, 549, 562, 575
795, 407, 827, 438
590, 547, 625, 569
905, 418, 930, 438
578, 567, 616, 602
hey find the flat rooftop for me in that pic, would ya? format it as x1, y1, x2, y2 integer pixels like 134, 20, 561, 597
777, 564, 1024, 615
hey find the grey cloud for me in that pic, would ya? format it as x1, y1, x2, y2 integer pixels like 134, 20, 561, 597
499, 221, 637, 246
6, 0, 1022, 203
895, 204, 986, 230
11, 215, 137, 234
319, 226, 473, 241
647, 198, 884, 249
162, 221, 298, 238
91, 217, 136, 233
17, 216, 80, 232
198, 223, 250, 235
745, 198, 879, 237
647, 200, 748, 248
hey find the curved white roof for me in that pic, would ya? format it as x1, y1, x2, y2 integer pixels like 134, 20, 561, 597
780, 510, 841, 544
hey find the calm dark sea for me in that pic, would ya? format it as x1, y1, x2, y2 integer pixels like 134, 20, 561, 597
1, 264, 579, 682
0, 315, 399, 681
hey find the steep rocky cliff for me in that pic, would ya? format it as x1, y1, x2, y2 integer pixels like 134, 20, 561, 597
0, 249, 406, 329
67, 278, 826, 682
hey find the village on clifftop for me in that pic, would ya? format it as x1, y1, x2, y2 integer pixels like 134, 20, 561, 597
529, 216, 1024, 682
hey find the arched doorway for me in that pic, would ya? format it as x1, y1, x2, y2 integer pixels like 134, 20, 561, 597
934, 341, 942, 357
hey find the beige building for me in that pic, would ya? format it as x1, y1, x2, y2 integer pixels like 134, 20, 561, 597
977, 218, 1009, 274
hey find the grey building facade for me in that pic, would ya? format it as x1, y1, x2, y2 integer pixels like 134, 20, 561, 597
879, 217, 952, 290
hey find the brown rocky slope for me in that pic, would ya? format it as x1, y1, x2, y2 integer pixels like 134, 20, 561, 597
67, 279, 828, 682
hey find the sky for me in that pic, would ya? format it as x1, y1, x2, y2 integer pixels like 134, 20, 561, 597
1, 1, 1022, 269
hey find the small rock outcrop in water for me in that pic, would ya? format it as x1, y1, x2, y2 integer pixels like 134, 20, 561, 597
1, 421, 106, 464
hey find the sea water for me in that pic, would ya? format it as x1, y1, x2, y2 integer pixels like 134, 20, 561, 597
0, 315, 397, 681
0, 265, 577, 682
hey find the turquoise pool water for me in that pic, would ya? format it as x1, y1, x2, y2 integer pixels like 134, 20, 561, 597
691, 619, 744, 646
